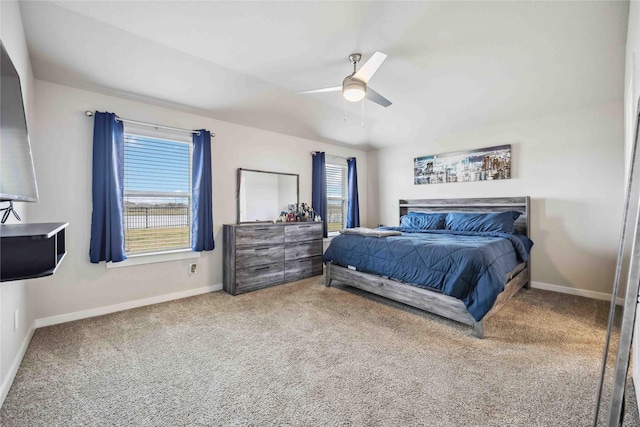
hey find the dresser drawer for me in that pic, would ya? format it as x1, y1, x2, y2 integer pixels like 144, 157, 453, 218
285, 256, 323, 281
235, 263, 284, 292
223, 222, 325, 296
236, 226, 284, 246
236, 245, 284, 268
284, 240, 323, 261
285, 223, 323, 242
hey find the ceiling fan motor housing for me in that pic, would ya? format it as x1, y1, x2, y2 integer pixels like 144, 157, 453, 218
343, 75, 366, 102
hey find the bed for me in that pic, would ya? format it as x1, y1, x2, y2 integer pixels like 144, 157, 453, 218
322, 197, 532, 338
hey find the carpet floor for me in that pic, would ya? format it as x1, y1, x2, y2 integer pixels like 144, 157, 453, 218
1, 277, 638, 426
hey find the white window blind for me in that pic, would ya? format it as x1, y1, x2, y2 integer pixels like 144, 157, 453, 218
326, 161, 348, 234
123, 133, 192, 255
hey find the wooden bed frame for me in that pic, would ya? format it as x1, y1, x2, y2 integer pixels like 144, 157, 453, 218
325, 196, 531, 338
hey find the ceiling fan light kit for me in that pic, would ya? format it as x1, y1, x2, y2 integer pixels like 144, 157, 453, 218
342, 76, 366, 102
299, 51, 392, 108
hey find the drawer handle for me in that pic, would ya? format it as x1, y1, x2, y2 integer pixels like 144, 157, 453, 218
254, 228, 270, 231
254, 247, 270, 251
298, 225, 311, 228
255, 266, 270, 271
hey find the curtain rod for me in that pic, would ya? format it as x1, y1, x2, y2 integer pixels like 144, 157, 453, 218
85, 111, 215, 137
311, 151, 354, 161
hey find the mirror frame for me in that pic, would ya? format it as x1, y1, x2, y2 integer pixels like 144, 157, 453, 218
236, 168, 299, 224
594, 97, 640, 426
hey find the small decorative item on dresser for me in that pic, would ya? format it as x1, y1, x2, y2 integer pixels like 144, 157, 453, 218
298, 202, 315, 221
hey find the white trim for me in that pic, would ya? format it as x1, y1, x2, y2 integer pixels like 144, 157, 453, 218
325, 154, 349, 163
1, 321, 35, 407
107, 249, 200, 269
34, 284, 222, 328
530, 281, 624, 306
124, 130, 192, 144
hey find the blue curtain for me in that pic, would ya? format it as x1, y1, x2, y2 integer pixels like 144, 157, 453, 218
192, 129, 214, 251
89, 112, 126, 263
312, 152, 327, 238
347, 157, 360, 228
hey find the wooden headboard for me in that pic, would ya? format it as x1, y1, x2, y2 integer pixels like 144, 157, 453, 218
398, 196, 530, 237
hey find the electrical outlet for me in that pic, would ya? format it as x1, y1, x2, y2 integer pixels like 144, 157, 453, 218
189, 263, 197, 275
14, 309, 19, 331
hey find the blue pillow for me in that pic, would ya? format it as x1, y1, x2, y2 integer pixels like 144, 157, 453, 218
445, 211, 522, 234
400, 212, 446, 230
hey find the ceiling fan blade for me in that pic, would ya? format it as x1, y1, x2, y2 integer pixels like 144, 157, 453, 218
353, 51, 387, 83
366, 87, 392, 108
298, 86, 342, 94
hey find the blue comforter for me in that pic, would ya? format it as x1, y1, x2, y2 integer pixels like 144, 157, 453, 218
322, 228, 533, 321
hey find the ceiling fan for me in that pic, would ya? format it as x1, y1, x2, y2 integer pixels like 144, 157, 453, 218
299, 52, 392, 108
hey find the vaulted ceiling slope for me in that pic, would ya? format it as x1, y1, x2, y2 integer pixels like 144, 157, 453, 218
19, 1, 628, 150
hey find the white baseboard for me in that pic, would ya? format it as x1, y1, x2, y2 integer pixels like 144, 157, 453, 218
34, 284, 223, 328
530, 281, 624, 305
1, 321, 35, 407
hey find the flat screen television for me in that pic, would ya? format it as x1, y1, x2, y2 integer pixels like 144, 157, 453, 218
1, 41, 38, 205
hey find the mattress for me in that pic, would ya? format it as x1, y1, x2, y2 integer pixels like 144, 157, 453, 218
322, 229, 533, 321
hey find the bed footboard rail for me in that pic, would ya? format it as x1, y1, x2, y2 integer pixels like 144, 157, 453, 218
325, 262, 477, 326
324, 262, 529, 339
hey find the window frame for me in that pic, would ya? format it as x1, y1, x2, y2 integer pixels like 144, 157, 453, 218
122, 130, 193, 257
325, 158, 348, 236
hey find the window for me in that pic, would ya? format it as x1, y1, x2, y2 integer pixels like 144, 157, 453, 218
326, 160, 348, 234
123, 133, 192, 255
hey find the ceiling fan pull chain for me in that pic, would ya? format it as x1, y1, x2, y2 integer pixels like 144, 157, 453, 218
344, 98, 347, 124
361, 98, 365, 128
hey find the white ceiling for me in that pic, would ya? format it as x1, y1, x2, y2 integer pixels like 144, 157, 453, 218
19, 1, 628, 150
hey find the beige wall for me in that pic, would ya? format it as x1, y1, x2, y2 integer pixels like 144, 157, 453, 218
368, 101, 624, 296
28, 80, 368, 320
0, 0, 38, 403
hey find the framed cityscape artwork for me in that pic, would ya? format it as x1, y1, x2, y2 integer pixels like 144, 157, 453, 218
414, 144, 511, 185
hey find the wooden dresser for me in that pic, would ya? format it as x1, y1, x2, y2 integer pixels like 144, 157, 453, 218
223, 222, 323, 295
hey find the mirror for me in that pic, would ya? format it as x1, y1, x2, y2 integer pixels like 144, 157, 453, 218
237, 168, 299, 223
594, 97, 640, 426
